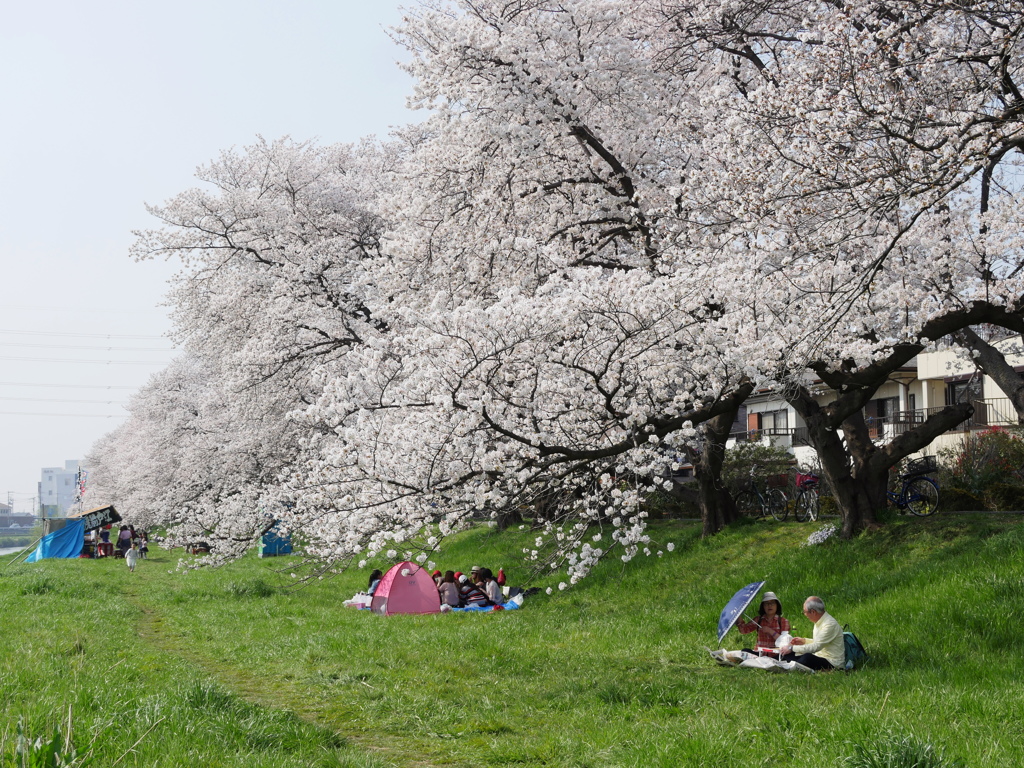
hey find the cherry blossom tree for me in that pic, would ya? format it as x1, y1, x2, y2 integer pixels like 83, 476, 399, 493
954, 323, 1024, 424
88, 0, 1024, 576
682, 0, 1024, 532
388, 0, 1024, 543
87, 137, 398, 561
85, 352, 301, 561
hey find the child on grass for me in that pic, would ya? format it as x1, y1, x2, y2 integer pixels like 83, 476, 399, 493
125, 544, 140, 573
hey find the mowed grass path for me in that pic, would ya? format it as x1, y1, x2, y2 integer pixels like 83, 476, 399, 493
2, 516, 1023, 766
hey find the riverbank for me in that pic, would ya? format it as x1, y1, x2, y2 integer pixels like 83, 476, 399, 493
2, 515, 1021, 766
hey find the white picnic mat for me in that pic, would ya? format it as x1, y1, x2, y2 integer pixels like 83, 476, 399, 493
708, 648, 815, 673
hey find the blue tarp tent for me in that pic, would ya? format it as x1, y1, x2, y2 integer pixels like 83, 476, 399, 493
24, 519, 85, 562
259, 524, 292, 557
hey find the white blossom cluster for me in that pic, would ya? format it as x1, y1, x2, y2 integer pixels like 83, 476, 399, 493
803, 524, 839, 548
84, 2, 1024, 578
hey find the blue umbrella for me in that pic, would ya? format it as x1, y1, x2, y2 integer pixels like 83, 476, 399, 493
717, 580, 766, 646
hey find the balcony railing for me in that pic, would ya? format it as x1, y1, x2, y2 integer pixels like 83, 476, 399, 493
905, 399, 1020, 432
968, 398, 1019, 428
729, 427, 811, 446
731, 399, 1021, 449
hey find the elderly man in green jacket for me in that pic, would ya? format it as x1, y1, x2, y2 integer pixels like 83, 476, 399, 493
782, 596, 846, 671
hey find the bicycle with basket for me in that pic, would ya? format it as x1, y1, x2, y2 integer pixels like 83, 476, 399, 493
888, 455, 940, 516
735, 464, 790, 522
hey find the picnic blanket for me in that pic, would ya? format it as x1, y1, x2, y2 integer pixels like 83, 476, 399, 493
708, 648, 815, 673
451, 601, 520, 612
343, 594, 524, 612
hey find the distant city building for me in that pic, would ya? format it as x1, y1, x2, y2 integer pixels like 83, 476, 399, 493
38, 460, 84, 517
0, 499, 35, 528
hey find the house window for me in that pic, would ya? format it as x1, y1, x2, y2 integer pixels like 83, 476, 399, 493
761, 409, 789, 432
876, 397, 898, 420
945, 379, 980, 406
731, 405, 747, 436
863, 397, 898, 438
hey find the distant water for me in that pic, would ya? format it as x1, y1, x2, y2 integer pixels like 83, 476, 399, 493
0, 546, 25, 557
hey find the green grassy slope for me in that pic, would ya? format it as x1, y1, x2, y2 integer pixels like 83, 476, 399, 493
1, 516, 1021, 767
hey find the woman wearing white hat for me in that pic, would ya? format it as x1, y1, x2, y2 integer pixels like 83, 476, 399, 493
736, 592, 791, 654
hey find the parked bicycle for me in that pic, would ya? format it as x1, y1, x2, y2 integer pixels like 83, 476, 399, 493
735, 465, 789, 521
794, 471, 820, 522
888, 456, 940, 516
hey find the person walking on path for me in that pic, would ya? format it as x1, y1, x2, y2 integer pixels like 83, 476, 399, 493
125, 544, 140, 573
116, 525, 132, 557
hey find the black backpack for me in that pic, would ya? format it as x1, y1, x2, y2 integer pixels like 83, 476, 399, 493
843, 626, 868, 670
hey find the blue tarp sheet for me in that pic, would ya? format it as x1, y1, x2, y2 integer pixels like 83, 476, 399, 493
260, 527, 292, 557
358, 601, 521, 613
24, 520, 85, 562
452, 601, 520, 612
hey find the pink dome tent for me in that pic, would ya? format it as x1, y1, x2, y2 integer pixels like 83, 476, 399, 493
370, 561, 441, 615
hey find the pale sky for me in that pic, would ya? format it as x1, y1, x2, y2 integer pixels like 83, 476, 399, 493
0, 1, 417, 512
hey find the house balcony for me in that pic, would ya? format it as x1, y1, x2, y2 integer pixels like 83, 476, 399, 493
889, 398, 1019, 435
730, 426, 812, 447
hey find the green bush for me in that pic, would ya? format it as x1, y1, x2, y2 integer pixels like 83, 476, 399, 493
642, 488, 698, 520
938, 428, 1024, 511
939, 487, 983, 512
985, 482, 1024, 512
722, 442, 795, 494
818, 494, 839, 518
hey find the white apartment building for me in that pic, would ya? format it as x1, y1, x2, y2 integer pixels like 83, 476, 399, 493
38, 460, 84, 517
729, 340, 1022, 466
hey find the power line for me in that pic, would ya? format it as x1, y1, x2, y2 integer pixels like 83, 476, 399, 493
0, 342, 173, 352
0, 382, 137, 389
4, 304, 167, 315
0, 328, 167, 340
0, 356, 170, 365
0, 397, 126, 404
0, 411, 126, 418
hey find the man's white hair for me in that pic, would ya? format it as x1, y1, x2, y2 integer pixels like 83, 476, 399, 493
805, 596, 825, 613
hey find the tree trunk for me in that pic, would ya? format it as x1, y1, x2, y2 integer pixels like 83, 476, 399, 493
957, 328, 1024, 423
530, 487, 558, 529
796, 400, 871, 537
496, 505, 524, 531
789, 385, 972, 537
693, 401, 744, 537
666, 381, 754, 538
